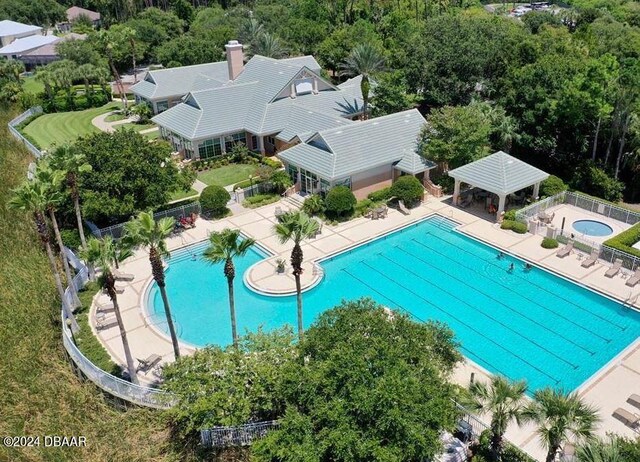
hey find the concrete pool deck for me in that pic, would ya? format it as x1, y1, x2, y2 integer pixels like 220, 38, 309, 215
90, 195, 640, 460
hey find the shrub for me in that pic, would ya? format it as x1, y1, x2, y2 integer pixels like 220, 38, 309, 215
325, 186, 357, 217
603, 223, 640, 259
503, 209, 517, 221
269, 170, 293, 193
390, 175, 424, 205
435, 175, 455, 194
301, 194, 325, 216
540, 175, 567, 197
60, 228, 82, 250
367, 187, 392, 202
242, 193, 280, 208
541, 237, 559, 249
501, 220, 527, 234
200, 185, 230, 217
262, 157, 282, 169
355, 198, 374, 216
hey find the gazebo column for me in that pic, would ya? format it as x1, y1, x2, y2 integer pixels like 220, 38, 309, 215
532, 182, 540, 199
452, 179, 461, 205
497, 194, 507, 217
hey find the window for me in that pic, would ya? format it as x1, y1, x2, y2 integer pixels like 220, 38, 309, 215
156, 100, 169, 112
334, 177, 352, 189
265, 135, 276, 146
294, 78, 313, 95
224, 132, 246, 152
287, 164, 298, 182
198, 138, 222, 159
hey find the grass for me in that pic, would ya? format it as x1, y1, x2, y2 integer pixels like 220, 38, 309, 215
105, 112, 127, 122
21, 75, 44, 95
197, 164, 257, 187
144, 130, 161, 141
0, 107, 205, 461
21, 102, 123, 149
242, 193, 280, 208
170, 188, 199, 202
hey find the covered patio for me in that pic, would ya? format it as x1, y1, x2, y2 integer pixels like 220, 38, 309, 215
448, 151, 549, 220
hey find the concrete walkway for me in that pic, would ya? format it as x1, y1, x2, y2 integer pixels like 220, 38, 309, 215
91, 111, 137, 133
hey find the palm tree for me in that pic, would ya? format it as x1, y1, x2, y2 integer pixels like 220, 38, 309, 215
76, 64, 97, 104
123, 212, 180, 359
97, 30, 128, 109
81, 237, 139, 384
49, 145, 92, 250
9, 180, 79, 332
274, 211, 319, 341
36, 162, 81, 307
239, 17, 264, 48
35, 68, 55, 105
250, 32, 287, 59
577, 437, 622, 462
340, 43, 385, 120
203, 229, 255, 348
522, 388, 600, 462
466, 376, 528, 461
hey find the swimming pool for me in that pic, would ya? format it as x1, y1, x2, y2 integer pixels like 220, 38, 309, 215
148, 216, 640, 392
572, 219, 614, 237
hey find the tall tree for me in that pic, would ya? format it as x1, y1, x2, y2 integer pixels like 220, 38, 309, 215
9, 181, 79, 332
48, 145, 92, 250
35, 163, 82, 308
340, 43, 385, 119
81, 237, 139, 385
124, 212, 180, 359
522, 388, 600, 462
466, 376, 528, 461
273, 211, 319, 341
203, 229, 255, 348
249, 32, 287, 59
96, 30, 128, 109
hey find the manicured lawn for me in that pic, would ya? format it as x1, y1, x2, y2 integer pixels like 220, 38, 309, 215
21, 75, 44, 95
105, 112, 127, 122
197, 163, 257, 187
22, 102, 123, 149
169, 188, 199, 201
144, 130, 160, 140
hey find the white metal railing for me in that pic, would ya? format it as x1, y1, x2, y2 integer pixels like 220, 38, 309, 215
8, 106, 43, 158
60, 248, 176, 409
200, 420, 281, 448
514, 191, 567, 222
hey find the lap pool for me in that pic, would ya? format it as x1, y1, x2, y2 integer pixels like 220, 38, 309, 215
148, 215, 640, 392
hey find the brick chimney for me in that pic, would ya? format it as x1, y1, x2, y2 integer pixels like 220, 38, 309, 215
225, 40, 244, 81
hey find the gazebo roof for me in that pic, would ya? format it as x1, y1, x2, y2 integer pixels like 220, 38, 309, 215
448, 151, 549, 195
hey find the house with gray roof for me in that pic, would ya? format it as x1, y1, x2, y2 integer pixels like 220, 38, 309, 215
278, 109, 435, 199
147, 40, 363, 159
0, 20, 42, 47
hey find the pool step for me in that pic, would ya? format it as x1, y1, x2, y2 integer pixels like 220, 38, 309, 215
428, 216, 457, 231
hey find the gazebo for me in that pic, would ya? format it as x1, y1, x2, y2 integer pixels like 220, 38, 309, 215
448, 151, 549, 217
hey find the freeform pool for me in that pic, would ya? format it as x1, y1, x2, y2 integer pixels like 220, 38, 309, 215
572, 219, 614, 237
148, 216, 640, 392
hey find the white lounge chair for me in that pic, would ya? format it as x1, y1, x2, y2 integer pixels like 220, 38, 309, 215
581, 250, 599, 268
96, 300, 114, 313
137, 353, 162, 373
626, 270, 640, 287
605, 259, 622, 278
612, 408, 640, 428
113, 268, 135, 281
95, 312, 116, 330
556, 241, 573, 258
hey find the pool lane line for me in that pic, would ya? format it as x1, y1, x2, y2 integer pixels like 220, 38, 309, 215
386, 247, 597, 357
416, 228, 628, 332
376, 253, 582, 369
411, 235, 618, 340
397, 237, 611, 346
339, 266, 520, 381
355, 261, 562, 384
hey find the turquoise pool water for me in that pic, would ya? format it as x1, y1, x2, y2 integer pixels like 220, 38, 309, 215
572, 219, 614, 237
148, 216, 640, 392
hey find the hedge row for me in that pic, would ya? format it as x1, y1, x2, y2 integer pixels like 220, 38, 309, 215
501, 220, 528, 234
603, 223, 640, 259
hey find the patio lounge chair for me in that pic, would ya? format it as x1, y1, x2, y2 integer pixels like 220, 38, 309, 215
113, 268, 135, 281
102, 285, 125, 295
137, 353, 162, 373
556, 241, 573, 258
581, 250, 599, 268
612, 408, 640, 428
605, 259, 623, 278
95, 312, 116, 330
627, 394, 640, 411
626, 269, 640, 287
96, 300, 114, 313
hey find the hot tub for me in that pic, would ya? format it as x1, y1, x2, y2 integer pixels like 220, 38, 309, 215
572, 219, 614, 237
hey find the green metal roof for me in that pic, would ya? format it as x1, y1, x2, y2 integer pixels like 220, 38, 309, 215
278, 109, 434, 180
447, 151, 549, 195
